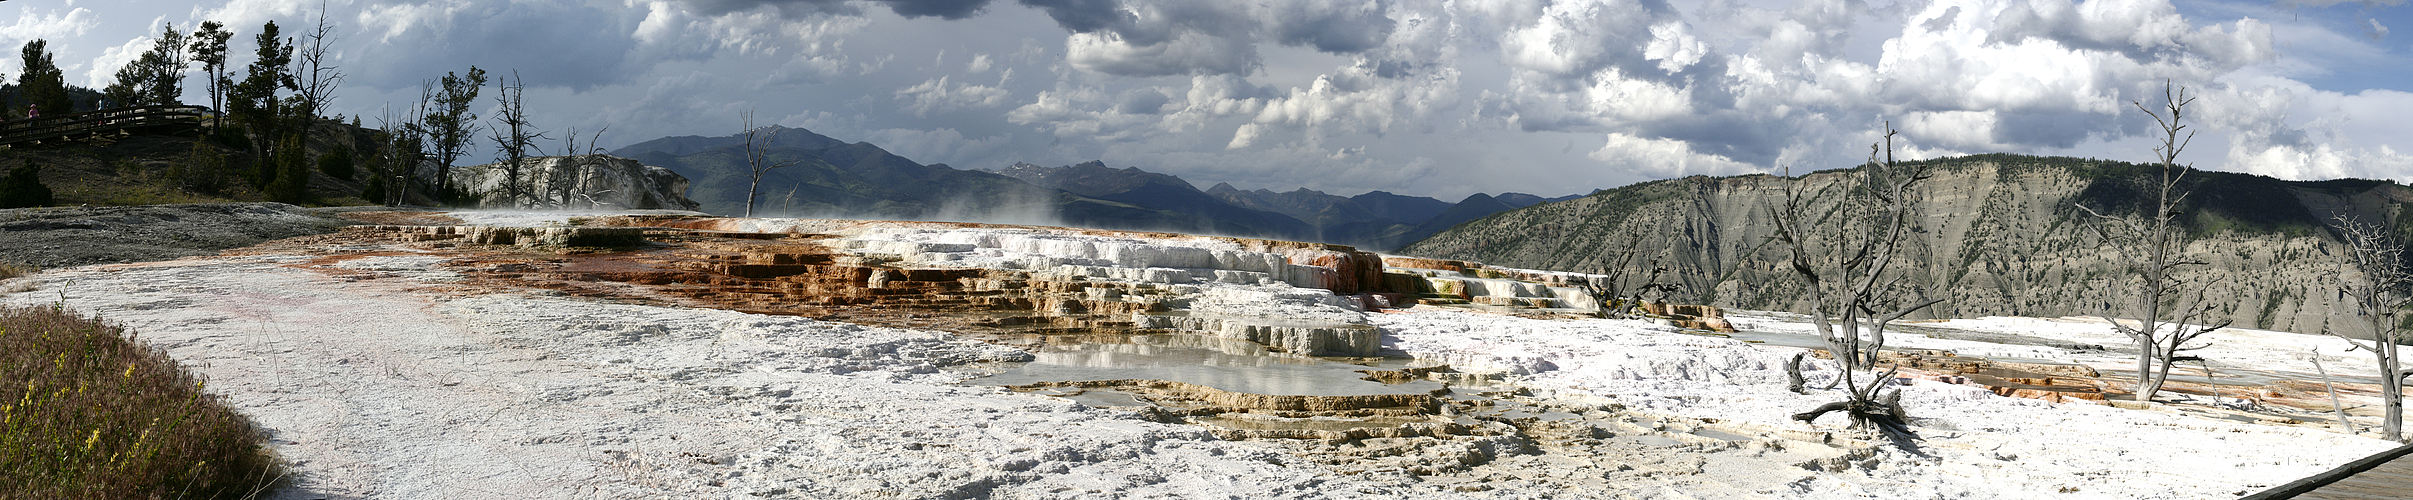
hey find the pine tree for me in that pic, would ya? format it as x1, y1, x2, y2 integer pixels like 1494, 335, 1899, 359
189, 21, 234, 121
16, 40, 71, 116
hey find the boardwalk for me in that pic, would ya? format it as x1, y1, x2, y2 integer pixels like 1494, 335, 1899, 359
0, 105, 208, 147
2246, 442, 2413, 499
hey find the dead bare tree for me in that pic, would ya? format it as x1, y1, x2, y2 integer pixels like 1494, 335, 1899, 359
1583, 208, 1683, 318
486, 71, 548, 208
560, 125, 608, 157
291, 1, 344, 139
2324, 213, 2411, 441
740, 110, 798, 217
1769, 123, 1941, 436
371, 105, 423, 207
538, 126, 610, 208
2075, 81, 2229, 403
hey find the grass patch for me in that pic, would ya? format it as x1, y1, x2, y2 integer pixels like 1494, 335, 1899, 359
0, 263, 30, 281
0, 304, 284, 498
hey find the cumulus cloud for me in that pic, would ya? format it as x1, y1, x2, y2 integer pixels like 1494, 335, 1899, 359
1642, 21, 1705, 74
1589, 132, 1757, 178
81, 33, 156, 90
1257, 0, 1394, 54
43, 0, 2413, 199
1019, 0, 1135, 33
0, 6, 98, 76
676, 0, 995, 20
895, 75, 1012, 116
1065, 28, 1256, 77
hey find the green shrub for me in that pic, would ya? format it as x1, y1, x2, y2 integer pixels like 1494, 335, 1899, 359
0, 304, 284, 497
265, 137, 310, 204
174, 142, 232, 195
205, 123, 249, 149
359, 174, 387, 205
0, 163, 54, 209
316, 147, 354, 181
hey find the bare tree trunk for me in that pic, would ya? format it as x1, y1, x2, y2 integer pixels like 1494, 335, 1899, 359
740, 111, 796, 218
2078, 81, 2227, 403
486, 71, 545, 208
2328, 213, 2411, 441
2134, 336, 2160, 401
1765, 122, 1940, 439
2374, 350, 2393, 439
2310, 350, 2359, 434
293, 2, 344, 142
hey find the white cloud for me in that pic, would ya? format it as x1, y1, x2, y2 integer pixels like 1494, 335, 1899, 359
1901, 110, 2005, 152
1642, 21, 1706, 74
81, 34, 152, 90
2, 6, 98, 42
196, 0, 316, 35
1065, 29, 1256, 77
895, 75, 1012, 116
1589, 132, 1756, 178
0, 6, 99, 76
33, 0, 2413, 201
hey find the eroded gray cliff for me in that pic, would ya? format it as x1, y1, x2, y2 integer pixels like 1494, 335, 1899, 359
448, 155, 700, 211
1403, 155, 2411, 335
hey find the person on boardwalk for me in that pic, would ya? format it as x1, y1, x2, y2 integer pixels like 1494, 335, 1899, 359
26, 104, 36, 119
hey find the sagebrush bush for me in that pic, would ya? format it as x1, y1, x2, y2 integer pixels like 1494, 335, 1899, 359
0, 304, 284, 498
175, 142, 233, 196
0, 262, 30, 281
0, 163, 52, 209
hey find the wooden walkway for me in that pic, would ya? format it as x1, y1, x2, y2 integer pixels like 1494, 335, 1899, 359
0, 105, 209, 147
2245, 442, 2413, 499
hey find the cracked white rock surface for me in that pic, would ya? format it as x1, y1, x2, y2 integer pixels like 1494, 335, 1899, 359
0, 216, 2398, 499
3, 254, 1406, 499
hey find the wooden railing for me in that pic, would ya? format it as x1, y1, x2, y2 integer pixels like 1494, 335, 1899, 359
0, 105, 211, 147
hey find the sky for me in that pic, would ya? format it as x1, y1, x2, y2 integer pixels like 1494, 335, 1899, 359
5, 0, 2413, 200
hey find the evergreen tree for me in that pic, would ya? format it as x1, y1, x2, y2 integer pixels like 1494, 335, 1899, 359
189, 21, 234, 121
266, 135, 311, 204
229, 21, 294, 159
16, 40, 71, 116
104, 23, 190, 108
422, 66, 485, 204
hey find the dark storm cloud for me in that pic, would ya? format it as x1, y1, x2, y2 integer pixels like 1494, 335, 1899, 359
884, 0, 998, 19
1113, 87, 1168, 114
350, 1, 638, 91
1262, 0, 1395, 54
679, 0, 861, 18
1647, 112, 1788, 167
1992, 109, 2117, 149
679, 0, 997, 20
1017, 0, 1134, 34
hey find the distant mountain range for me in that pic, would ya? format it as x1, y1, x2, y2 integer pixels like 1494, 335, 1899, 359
610, 126, 1573, 251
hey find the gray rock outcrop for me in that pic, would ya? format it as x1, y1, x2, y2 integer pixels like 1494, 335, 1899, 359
446, 155, 700, 211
